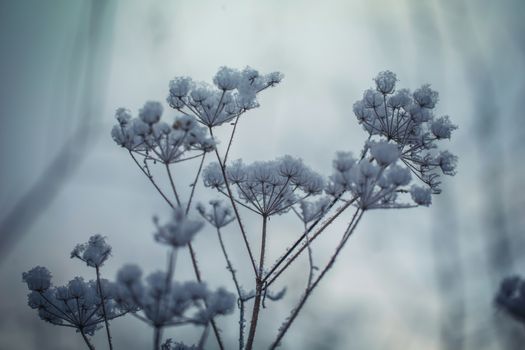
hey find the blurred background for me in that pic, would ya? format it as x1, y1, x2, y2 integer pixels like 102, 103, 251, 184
1, 0, 524, 349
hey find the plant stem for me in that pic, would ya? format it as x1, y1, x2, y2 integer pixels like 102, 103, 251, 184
209, 127, 258, 276
245, 215, 268, 350
95, 266, 113, 350
263, 196, 357, 288
187, 243, 226, 350
129, 151, 175, 209
216, 227, 245, 350
165, 163, 181, 206
153, 326, 162, 350
80, 328, 96, 350
185, 153, 206, 215
269, 210, 363, 349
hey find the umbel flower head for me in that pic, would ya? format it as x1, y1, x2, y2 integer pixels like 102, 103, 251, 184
114, 266, 235, 328
167, 66, 284, 128
71, 234, 112, 268
326, 141, 433, 209
22, 266, 52, 292
111, 104, 215, 163
203, 155, 325, 216
22, 271, 128, 335
197, 200, 235, 229
353, 71, 458, 193
495, 275, 525, 325
154, 208, 204, 247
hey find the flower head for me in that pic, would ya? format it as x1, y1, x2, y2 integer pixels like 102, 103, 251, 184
71, 234, 112, 268
154, 208, 204, 247
22, 266, 52, 292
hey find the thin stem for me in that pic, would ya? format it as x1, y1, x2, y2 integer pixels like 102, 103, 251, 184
185, 153, 206, 215
223, 114, 241, 165
216, 227, 245, 350
197, 324, 210, 350
262, 196, 357, 287
80, 328, 96, 350
153, 326, 162, 350
209, 127, 258, 276
165, 163, 181, 206
165, 248, 178, 293
304, 222, 315, 288
245, 215, 268, 350
187, 243, 226, 350
129, 151, 175, 209
38, 292, 77, 324
270, 210, 364, 349
95, 266, 113, 350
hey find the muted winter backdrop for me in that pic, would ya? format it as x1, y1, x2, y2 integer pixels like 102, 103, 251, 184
1, 0, 524, 349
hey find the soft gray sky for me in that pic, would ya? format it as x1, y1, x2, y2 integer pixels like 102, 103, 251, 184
1, 0, 524, 349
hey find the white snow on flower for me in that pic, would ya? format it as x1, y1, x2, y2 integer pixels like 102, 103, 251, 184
374, 70, 397, 95
139, 101, 163, 124
22, 266, 52, 292
154, 208, 204, 247
410, 185, 432, 206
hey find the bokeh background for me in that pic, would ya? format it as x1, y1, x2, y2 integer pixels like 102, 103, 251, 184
1, 0, 524, 349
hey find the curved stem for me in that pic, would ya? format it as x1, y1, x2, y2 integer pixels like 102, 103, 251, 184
270, 210, 364, 349
153, 326, 162, 350
165, 163, 181, 206
245, 215, 268, 350
216, 227, 245, 350
95, 266, 113, 350
129, 151, 175, 209
185, 153, 206, 215
262, 196, 356, 288
187, 243, 226, 350
209, 127, 258, 276
80, 328, 96, 350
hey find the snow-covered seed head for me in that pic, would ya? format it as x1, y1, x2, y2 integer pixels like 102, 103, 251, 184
154, 208, 204, 247
139, 101, 163, 124
431, 116, 457, 139
71, 234, 112, 268
369, 141, 400, 166
410, 185, 432, 206
117, 264, 143, 286
197, 200, 235, 229
169, 76, 193, 98
495, 275, 525, 324
213, 66, 241, 91
22, 266, 52, 292
203, 162, 225, 189
374, 70, 397, 94
115, 108, 132, 126
413, 84, 439, 109
68, 277, 87, 298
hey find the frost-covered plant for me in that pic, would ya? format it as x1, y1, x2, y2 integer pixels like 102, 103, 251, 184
23, 237, 130, 350
23, 67, 457, 349
495, 275, 525, 326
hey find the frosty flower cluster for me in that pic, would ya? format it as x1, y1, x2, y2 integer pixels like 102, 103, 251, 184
23, 267, 127, 336
327, 141, 432, 208
495, 275, 525, 325
167, 66, 283, 127
111, 105, 215, 164
153, 208, 204, 247
203, 156, 324, 217
296, 197, 332, 225
71, 234, 112, 268
25, 67, 458, 350
115, 265, 235, 327
353, 71, 457, 192
196, 200, 235, 229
